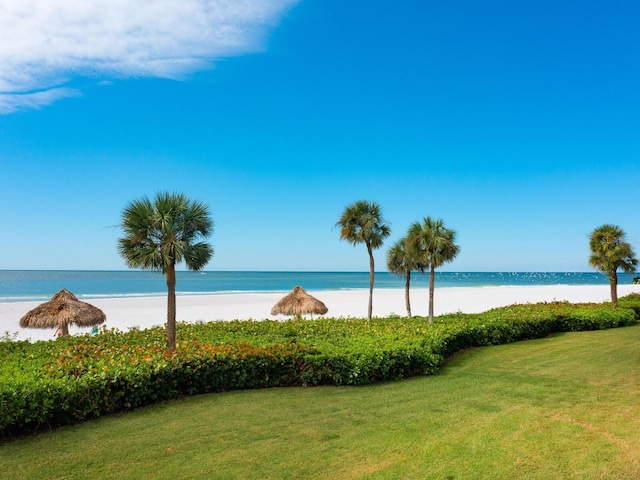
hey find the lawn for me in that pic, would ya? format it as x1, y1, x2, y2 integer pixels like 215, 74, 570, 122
1, 324, 638, 479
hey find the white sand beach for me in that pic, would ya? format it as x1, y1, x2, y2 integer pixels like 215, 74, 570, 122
1, 285, 639, 342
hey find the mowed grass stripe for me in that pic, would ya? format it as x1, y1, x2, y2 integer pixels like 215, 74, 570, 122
1, 325, 639, 479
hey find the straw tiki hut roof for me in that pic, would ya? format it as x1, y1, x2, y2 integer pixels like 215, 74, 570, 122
271, 286, 328, 317
20, 289, 106, 334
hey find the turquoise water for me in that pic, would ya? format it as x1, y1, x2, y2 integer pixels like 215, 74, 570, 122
0, 270, 635, 303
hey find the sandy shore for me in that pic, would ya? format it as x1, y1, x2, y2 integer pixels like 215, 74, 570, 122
2, 284, 639, 342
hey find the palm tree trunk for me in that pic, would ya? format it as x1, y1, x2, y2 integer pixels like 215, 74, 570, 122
166, 261, 177, 351
428, 264, 435, 324
367, 242, 374, 321
405, 271, 412, 318
609, 270, 618, 308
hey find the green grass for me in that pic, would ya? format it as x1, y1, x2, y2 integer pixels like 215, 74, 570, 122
1, 325, 639, 479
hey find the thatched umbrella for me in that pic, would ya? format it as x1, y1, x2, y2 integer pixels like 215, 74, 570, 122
271, 286, 328, 318
20, 289, 106, 337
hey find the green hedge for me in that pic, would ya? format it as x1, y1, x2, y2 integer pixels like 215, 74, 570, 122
1, 295, 638, 438
619, 292, 640, 316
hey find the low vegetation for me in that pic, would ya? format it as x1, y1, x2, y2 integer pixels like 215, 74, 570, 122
1, 294, 639, 439
2, 316, 640, 479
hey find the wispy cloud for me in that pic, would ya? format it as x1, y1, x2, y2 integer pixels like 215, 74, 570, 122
0, 88, 82, 114
0, 0, 299, 114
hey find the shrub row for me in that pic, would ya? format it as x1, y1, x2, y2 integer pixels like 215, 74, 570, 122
1, 294, 639, 438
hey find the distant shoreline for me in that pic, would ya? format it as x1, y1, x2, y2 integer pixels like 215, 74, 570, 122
1, 271, 634, 304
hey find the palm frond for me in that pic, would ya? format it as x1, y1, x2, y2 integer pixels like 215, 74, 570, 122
589, 224, 637, 274
407, 216, 460, 268
118, 192, 214, 273
336, 200, 391, 249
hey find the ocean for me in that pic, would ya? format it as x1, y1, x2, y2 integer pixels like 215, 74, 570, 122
0, 270, 635, 303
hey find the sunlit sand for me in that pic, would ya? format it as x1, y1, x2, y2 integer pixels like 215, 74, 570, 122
1, 285, 638, 342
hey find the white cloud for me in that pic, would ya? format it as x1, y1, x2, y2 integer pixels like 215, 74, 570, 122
0, 88, 81, 114
0, 0, 299, 113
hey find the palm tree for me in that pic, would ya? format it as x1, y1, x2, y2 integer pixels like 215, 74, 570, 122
336, 200, 391, 320
386, 237, 425, 317
588, 224, 637, 308
407, 217, 460, 324
118, 192, 214, 351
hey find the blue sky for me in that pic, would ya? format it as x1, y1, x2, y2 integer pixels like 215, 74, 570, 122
1, 0, 638, 272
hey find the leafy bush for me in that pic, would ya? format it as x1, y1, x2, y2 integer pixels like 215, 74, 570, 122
618, 292, 640, 316
1, 295, 637, 438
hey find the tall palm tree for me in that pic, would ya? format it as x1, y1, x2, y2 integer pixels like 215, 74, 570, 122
407, 217, 460, 324
588, 224, 637, 308
336, 200, 391, 320
118, 192, 214, 351
386, 237, 425, 317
